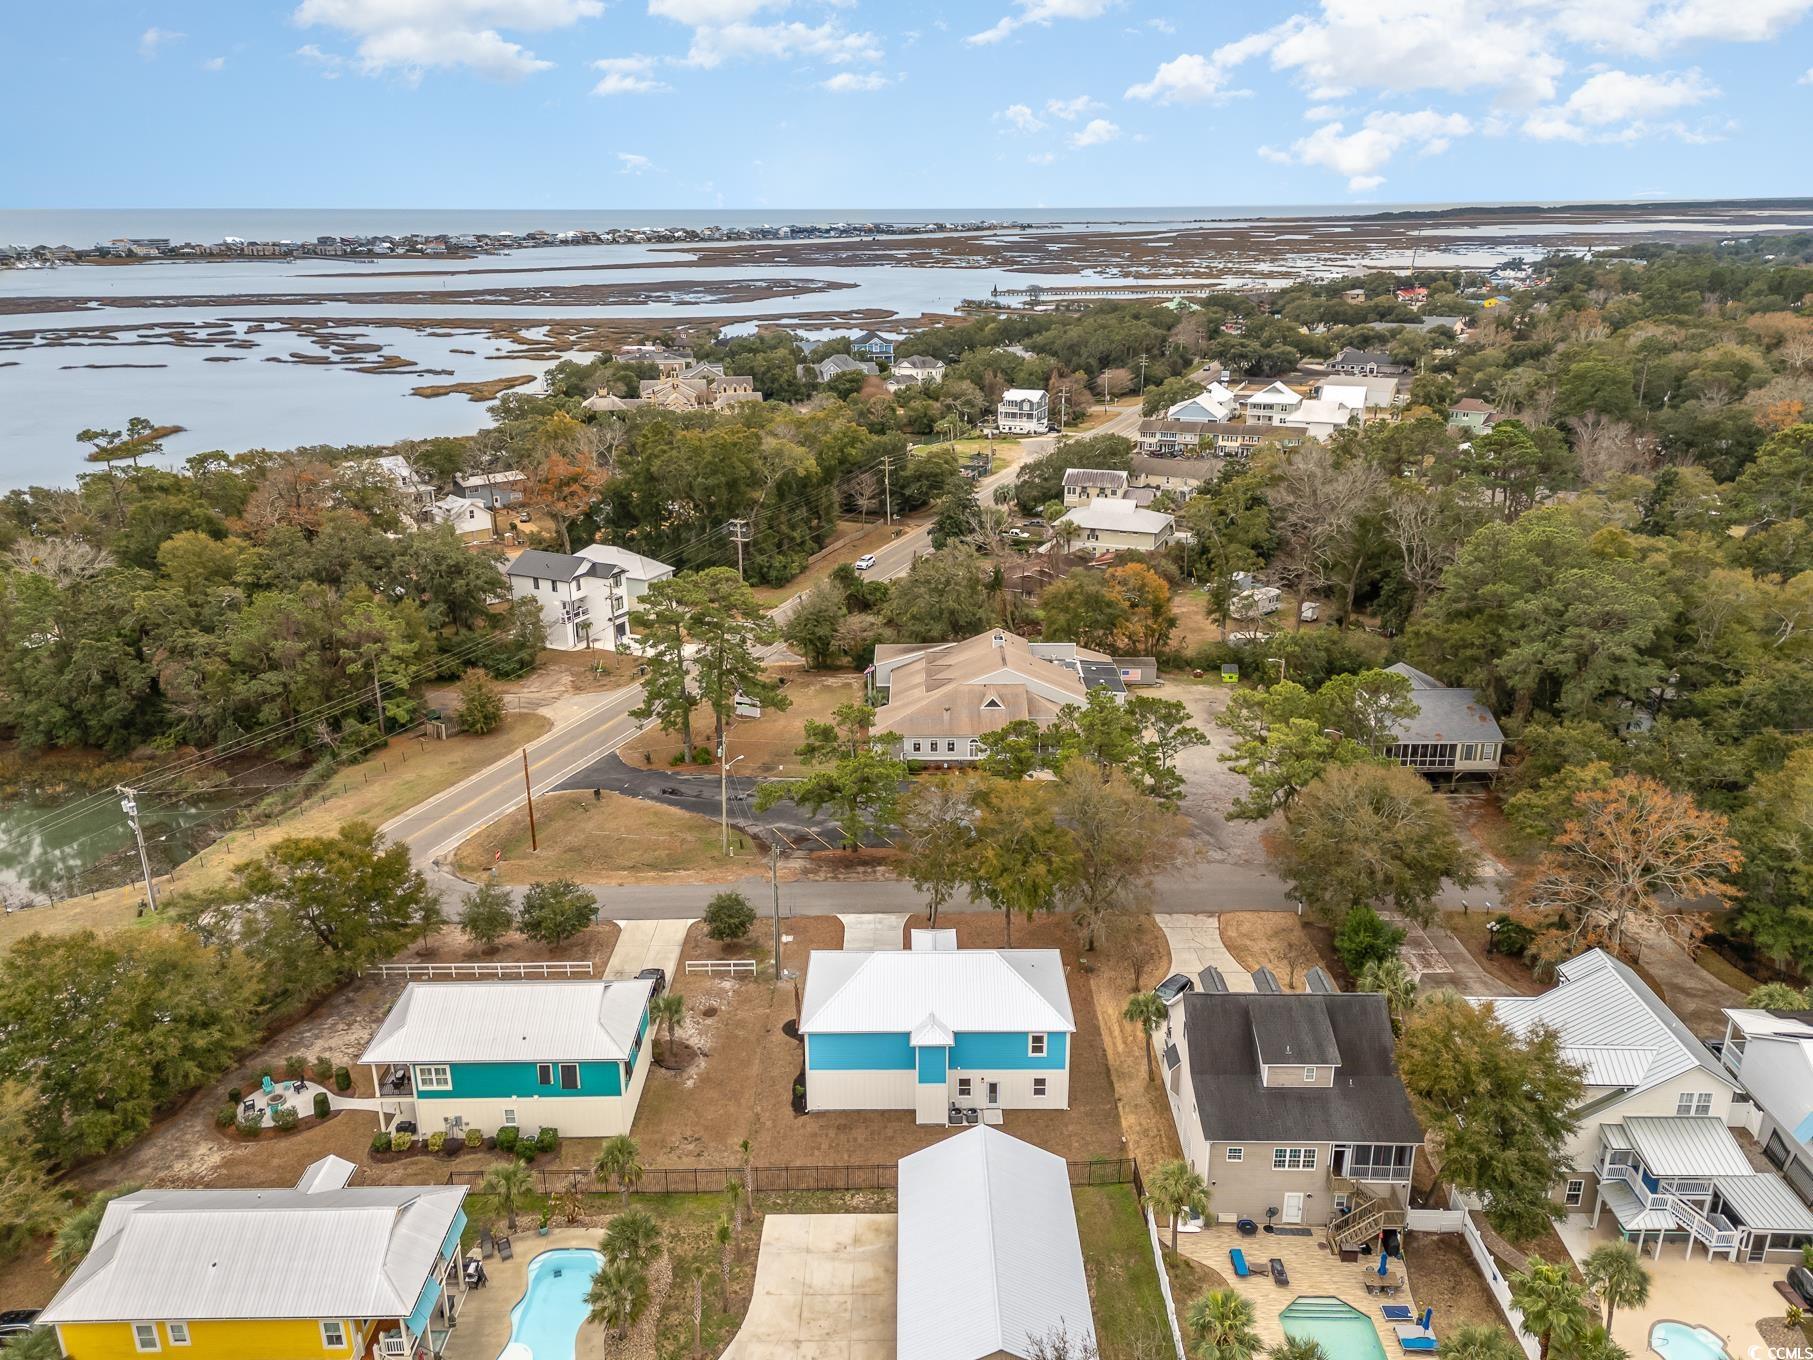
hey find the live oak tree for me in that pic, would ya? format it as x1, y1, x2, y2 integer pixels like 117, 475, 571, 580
1397, 993, 1584, 1241
897, 775, 982, 927
460, 881, 515, 952
756, 702, 903, 849
516, 878, 597, 948
963, 778, 1082, 946
0, 1083, 64, 1261
1219, 669, 1415, 820
631, 574, 703, 755
1050, 763, 1187, 949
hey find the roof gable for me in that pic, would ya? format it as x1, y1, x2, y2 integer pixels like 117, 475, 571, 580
801, 949, 1074, 1037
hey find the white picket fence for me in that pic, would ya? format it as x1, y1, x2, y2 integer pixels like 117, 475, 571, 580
1141, 1206, 1188, 1360
1453, 1197, 1542, 1359
1405, 1207, 1467, 1231
362, 960, 594, 980
684, 959, 757, 977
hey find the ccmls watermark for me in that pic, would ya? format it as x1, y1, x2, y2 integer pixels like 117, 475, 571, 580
1748, 1345, 1813, 1360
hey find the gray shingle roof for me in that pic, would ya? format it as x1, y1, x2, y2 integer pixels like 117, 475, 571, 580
506, 549, 592, 581
1384, 662, 1504, 745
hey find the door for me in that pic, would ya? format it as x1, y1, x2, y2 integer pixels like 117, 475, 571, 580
1331, 1147, 1348, 1178
1281, 1193, 1305, 1225
986, 1081, 1000, 1107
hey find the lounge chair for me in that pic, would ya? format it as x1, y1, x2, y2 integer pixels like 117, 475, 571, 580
1395, 1328, 1437, 1353
1268, 1258, 1289, 1287
495, 1235, 514, 1261
1381, 1305, 1414, 1322
478, 1228, 495, 1259
1229, 1248, 1251, 1278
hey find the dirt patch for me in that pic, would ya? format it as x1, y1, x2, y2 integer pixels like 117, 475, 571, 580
1164, 678, 1274, 867
1082, 912, 1185, 1171
618, 667, 864, 777
452, 790, 756, 884
1442, 913, 1546, 997
1219, 912, 1336, 988
1402, 1232, 1512, 1335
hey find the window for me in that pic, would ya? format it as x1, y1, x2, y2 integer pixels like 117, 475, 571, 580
1564, 1179, 1586, 1208
415, 1065, 452, 1092
537, 1062, 554, 1086
1226, 1147, 1243, 1162
1032, 1077, 1047, 1098
957, 1077, 972, 1098
559, 1063, 580, 1091
1675, 1092, 1714, 1117
911, 741, 921, 753
1272, 1147, 1317, 1171
503, 1108, 518, 1127
320, 1321, 348, 1350
1460, 743, 1478, 762
967, 739, 981, 759
167, 1324, 190, 1347
946, 740, 957, 753
1302, 1067, 1317, 1082
1028, 1034, 1047, 1058
133, 1324, 160, 1352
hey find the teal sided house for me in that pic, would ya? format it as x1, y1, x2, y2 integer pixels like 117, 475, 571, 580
801, 934, 1075, 1125
358, 978, 653, 1139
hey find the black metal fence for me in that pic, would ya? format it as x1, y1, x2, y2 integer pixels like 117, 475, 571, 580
449, 1156, 1137, 1198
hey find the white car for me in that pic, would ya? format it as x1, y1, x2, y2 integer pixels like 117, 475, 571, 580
853, 553, 877, 571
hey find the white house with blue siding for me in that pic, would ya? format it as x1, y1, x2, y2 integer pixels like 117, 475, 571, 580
800, 943, 1075, 1124
359, 978, 653, 1138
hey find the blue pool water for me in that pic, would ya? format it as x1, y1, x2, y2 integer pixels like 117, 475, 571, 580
1280, 1296, 1389, 1360
1650, 1321, 1731, 1360
497, 1248, 603, 1360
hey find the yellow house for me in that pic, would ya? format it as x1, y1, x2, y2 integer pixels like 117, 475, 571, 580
41, 1156, 469, 1360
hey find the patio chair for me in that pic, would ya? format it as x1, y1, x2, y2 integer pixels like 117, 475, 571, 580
1396, 1330, 1437, 1353
1268, 1258, 1289, 1287
260, 1075, 276, 1097
495, 1235, 514, 1261
478, 1228, 495, 1259
1228, 1248, 1251, 1279
1381, 1306, 1414, 1322
240, 1098, 257, 1116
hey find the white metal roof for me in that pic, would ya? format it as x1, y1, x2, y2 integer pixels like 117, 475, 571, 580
358, 978, 653, 1066
1057, 498, 1174, 535
1620, 1116, 1754, 1178
1712, 1174, 1813, 1232
800, 949, 1074, 1037
576, 543, 674, 582
40, 1159, 466, 1324
1001, 387, 1048, 402
1597, 1179, 1676, 1233
1476, 950, 1732, 1096
897, 1127, 1095, 1360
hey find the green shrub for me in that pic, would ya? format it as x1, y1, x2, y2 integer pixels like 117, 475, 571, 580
237, 1114, 264, 1139
333, 1066, 352, 1092
284, 1055, 307, 1080
226, 1086, 243, 1104
427, 1131, 447, 1154
313, 1092, 331, 1119
691, 746, 712, 765
311, 1056, 335, 1084
1333, 905, 1406, 977
496, 1126, 520, 1153
391, 1130, 414, 1153
669, 751, 687, 766
536, 1126, 560, 1154
371, 1130, 391, 1155
1489, 914, 1535, 958
215, 1105, 237, 1128
465, 1128, 484, 1149
705, 890, 757, 942
271, 1105, 300, 1133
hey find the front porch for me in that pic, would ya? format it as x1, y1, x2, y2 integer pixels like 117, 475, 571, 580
374, 1228, 470, 1360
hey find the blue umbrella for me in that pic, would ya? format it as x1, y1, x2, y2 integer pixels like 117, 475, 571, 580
1420, 1307, 1434, 1332
1378, 1250, 1389, 1277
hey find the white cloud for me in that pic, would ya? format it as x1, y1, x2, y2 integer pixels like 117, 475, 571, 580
998, 102, 1046, 132
591, 54, 668, 93
1044, 94, 1103, 120
295, 42, 346, 74
1271, 108, 1471, 190
1069, 117, 1120, 147
1264, 2, 1563, 103
677, 19, 881, 67
647, 0, 780, 20
617, 151, 653, 173
822, 70, 889, 91
1802, 67, 1813, 84
1027, 150, 1057, 164
1124, 31, 1272, 103
291, 0, 602, 79
1146, 16, 1175, 33
1303, 103, 1345, 120
967, 0, 1113, 46
139, 27, 183, 58
201, 55, 226, 70
1523, 67, 1718, 140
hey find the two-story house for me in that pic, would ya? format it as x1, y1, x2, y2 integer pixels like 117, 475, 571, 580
801, 938, 1075, 1124
506, 546, 672, 651
358, 977, 654, 1138
40, 1156, 469, 1360
889, 354, 947, 386
423, 494, 495, 543
1329, 347, 1410, 377
1054, 496, 1174, 552
997, 388, 1050, 434
850, 331, 895, 363
1161, 990, 1424, 1241
1240, 381, 1305, 425
1061, 468, 1130, 505
452, 469, 527, 508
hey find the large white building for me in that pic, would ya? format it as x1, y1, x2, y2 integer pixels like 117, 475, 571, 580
1054, 495, 1175, 551
997, 388, 1050, 434
504, 545, 673, 651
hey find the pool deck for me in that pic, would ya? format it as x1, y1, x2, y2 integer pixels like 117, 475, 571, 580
1174, 1225, 1411, 1354
442, 1228, 612, 1360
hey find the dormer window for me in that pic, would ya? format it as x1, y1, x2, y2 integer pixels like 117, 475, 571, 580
982, 696, 1003, 710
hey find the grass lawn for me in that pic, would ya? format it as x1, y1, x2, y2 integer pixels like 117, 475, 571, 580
451, 790, 758, 884
1443, 913, 1546, 996
618, 668, 864, 777
1074, 1183, 1174, 1360
0, 712, 553, 950
1219, 912, 1336, 990
1696, 944, 1764, 996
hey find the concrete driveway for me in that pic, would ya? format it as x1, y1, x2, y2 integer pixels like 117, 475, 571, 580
604, 917, 694, 980
1155, 914, 1253, 990
838, 914, 908, 951
721, 1214, 897, 1360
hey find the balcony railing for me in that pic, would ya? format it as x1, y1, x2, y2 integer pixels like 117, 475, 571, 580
1599, 1161, 1742, 1256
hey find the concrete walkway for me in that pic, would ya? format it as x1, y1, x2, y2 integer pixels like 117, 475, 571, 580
721, 1214, 897, 1360
1639, 935, 1746, 1034
837, 914, 907, 951
1154, 915, 1253, 990
604, 917, 695, 980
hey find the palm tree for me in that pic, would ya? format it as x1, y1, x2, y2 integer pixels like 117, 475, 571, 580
1146, 1159, 1210, 1252
715, 1213, 735, 1305
1355, 957, 1419, 1034
650, 992, 686, 1063
739, 1137, 755, 1217
1185, 1288, 1261, 1360
601, 1210, 661, 1268
1582, 1241, 1650, 1331
1436, 1324, 1526, 1360
51, 1186, 139, 1276
1266, 1340, 1327, 1360
481, 1162, 534, 1233
1570, 1326, 1630, 1360
1123, 991, 1168, 1082
595, 1134, 644, 1207
1509, 1256, 1593, 1360
586, 1257, 650, 1340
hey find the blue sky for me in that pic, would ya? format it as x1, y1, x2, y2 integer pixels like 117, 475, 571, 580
5, 0, 1813, 209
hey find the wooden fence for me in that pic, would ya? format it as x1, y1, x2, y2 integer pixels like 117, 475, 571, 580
363, 960, 594, 980
450, 1157, 1137, 1198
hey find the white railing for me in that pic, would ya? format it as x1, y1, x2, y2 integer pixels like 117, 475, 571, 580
379, 1330, 412, 1358
362, 961, 594, 980
1600, 1163, 1742, 1256
684, 959, 757, 977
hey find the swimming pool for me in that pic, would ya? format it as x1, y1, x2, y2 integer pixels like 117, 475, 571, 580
496, 1248, 603, 1360
1280, 1296, 1389, 1360
1650, 1321, 1731, 1360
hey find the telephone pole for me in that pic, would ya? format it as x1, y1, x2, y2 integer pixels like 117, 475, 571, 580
770, 841, 782, 982
521, 749, 538, 852
1137, 354, 1148, 396
882, 450, 893, 526
1057, 388, 1068, 432
719, 742, 744, 855
727, 518, 752, 579
116, 786, 159, 913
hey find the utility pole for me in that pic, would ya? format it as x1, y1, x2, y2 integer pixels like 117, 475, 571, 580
1057, 388, 1068, 432
882, 449, 893, 526
521, 749, 538, 852
371, 670, 385, 738
770, 840, 782, 982
719, 741, 744, 855
727, 519, 752, 579
117, 786, 159, 913
1137, 353, 1148, 396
